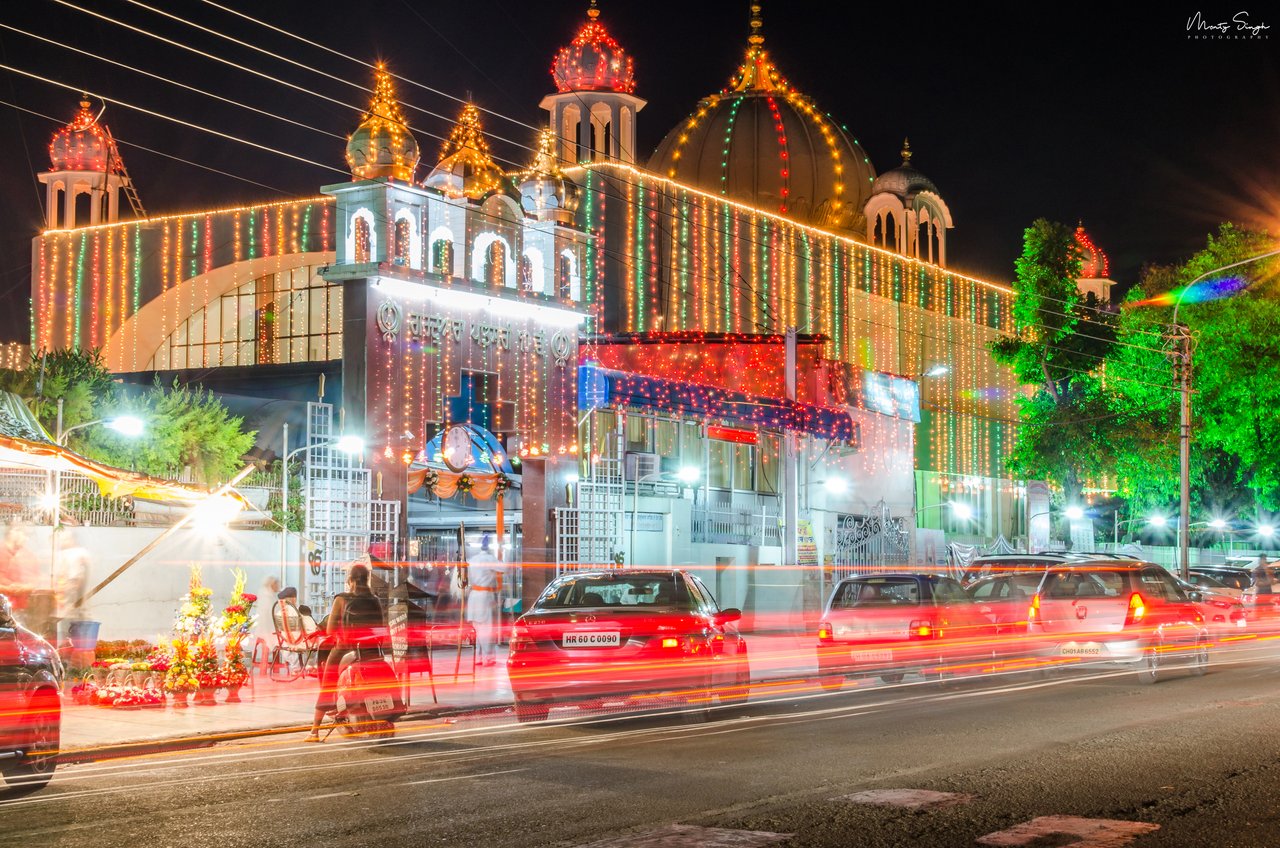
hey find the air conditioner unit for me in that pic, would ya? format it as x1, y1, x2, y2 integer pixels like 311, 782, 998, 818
625, 452, 660, 481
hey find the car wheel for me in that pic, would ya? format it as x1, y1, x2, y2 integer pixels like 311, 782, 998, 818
717, 662, 752, 707
514, 699, 549, 723
1136, 647, 1160, 685
880, 673, 905, 684
1189, 640, 1210, 677
2, 688, 60, 789
819, 674, 844, 691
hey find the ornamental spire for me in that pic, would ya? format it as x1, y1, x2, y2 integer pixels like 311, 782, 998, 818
345, 62, 419, 182
901, 137, 912, 165
748, 1, 764, 46
729, 1, 788, 92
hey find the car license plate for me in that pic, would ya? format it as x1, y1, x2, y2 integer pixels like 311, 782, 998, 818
563, 631, 621, 647
365, 695, 395, 714
1060, 642, 1104, 657
852, 649, 893, 662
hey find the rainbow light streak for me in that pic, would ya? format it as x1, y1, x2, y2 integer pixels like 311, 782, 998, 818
1131, 276, 1250, 307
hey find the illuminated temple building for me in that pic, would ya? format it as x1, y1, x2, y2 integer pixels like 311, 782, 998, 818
28, 3, 1030, 619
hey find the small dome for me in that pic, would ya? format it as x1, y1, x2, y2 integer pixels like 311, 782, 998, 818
870, 139, 939, 199
648, 8, 874, 233
345, 64, 419, 183
551, 1, 636, 94
1074, 225, 1110, 278
518, 128, 579, 223
425, 103, 511, 201
49, 96, 121, 172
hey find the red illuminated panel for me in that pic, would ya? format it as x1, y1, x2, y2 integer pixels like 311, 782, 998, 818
707, 425, 758, 445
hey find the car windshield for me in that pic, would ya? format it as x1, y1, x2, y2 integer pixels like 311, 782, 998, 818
1044, 570, 1126, 599
1187, 572, 1229, 590
831, 577, 921, 609
535, 574, 693, 610
1199, 570, 1251, 592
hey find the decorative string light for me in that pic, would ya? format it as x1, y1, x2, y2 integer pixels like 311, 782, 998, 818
551, 1, 636, 95
429, 102, 507, 200
346, 63, 419, 183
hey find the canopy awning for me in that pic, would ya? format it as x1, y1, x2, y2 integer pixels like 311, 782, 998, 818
0, 390, 248, 507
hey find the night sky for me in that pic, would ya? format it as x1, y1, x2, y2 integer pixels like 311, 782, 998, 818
0, 1, 1276, 343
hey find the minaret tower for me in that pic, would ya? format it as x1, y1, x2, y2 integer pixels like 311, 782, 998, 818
540, 1, 645, 165
37, 95, 143, 229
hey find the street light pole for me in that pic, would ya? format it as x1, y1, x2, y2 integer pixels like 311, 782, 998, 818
280, 421, 288, 587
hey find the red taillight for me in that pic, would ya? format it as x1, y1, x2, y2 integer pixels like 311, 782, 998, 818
1028, 593, 1040, 623
817, 621, 833, 642
1126, 592, 1146, 625
660, 636, 680, 649
909, 619, 936, 638
509, 634, 533, 653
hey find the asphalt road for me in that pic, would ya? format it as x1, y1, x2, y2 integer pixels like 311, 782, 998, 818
4, 642, 1280, 848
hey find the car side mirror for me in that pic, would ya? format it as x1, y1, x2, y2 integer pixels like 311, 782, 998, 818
1188, 591, 1203, 603
715, 608, 742, 625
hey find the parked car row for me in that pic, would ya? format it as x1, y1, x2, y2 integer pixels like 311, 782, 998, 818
816, 559, 1251, 689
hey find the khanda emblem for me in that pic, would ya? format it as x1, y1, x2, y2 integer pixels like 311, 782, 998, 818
376, 300, 402, 342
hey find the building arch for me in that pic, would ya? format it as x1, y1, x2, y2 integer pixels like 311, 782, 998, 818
348, 207, 376, 264
471, 232, 515, 288
559, 248, 580, 300
428, 225, 456, 277
522, 246, 545, 293
392, 207, 422, 269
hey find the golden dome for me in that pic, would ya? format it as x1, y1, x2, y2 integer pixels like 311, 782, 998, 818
345, 64, 419, 183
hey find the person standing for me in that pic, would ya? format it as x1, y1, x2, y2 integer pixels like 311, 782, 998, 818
53, 531, 91, 655
465, 533, 505, 667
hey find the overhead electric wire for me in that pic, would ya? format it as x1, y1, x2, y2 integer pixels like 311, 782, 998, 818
0, 22, 347, 142
198, 0, 548, 138
50, 0, 543, 174
0, 62, 347, 174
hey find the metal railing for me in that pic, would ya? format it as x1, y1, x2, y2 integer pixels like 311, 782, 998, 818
691, 493, 782, 547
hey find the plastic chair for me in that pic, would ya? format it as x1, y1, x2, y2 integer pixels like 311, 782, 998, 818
269, 600, 321, 682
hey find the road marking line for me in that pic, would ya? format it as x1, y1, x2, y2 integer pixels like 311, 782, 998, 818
576, 824, 791, 848
402, 767, 528, 786
305, 791, 360, 800
836, 788, 975, 809
977, 816, 1159, 847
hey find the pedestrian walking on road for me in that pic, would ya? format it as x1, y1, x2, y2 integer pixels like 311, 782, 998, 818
465, 533, 505, 667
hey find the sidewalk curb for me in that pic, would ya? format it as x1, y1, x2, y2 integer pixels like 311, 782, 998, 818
58, 698, 518, 765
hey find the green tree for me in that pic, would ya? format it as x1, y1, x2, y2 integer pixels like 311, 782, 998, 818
0, 349, 257, 486
1122, 224, 1280, 511
990, 219, 1121, 507
89, 380, 257, 484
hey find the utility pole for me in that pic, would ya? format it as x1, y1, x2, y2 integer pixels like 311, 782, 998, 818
783, 327, 798, 567
1169, 324, 1193, 580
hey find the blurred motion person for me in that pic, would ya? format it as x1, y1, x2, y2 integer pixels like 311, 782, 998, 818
0, 522, 38, 617
54, 531, 91, 649
465, 533, 505, 667
305, 563, 384, 742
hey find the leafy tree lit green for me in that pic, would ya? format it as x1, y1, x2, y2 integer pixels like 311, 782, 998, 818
990, 219, 1122, 507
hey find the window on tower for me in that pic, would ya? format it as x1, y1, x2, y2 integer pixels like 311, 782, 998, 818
485, 240, 507, 288
393, 217, 411, 266
354, 216, 371, 264
432, 239, 454, 277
